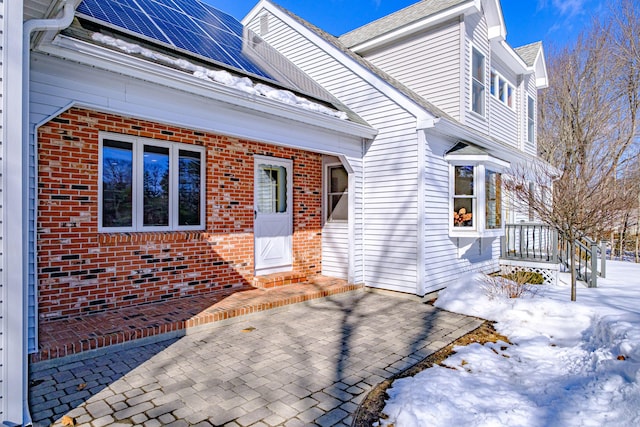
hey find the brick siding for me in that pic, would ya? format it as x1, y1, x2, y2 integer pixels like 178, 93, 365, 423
37, 108, 323, 320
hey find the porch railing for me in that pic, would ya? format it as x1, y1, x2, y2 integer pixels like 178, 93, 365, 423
501, 223, 559, 263
501, 223, 605, 287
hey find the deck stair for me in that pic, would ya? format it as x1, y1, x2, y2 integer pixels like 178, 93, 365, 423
501, 222, 606, 287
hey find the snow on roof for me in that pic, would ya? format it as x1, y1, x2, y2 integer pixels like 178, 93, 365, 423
92, 32, 349, 121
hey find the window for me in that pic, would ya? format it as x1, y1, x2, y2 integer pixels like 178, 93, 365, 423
327, 165, 348, 221
453, 166, 475, 228
490, 70, 514, 108
471, 48, 485, 116
99, 133, 205, 232
446, 142, 508, 237
451, 165, 503, 234
257, 165, 287, 213
485, 169, 502, 229
527, 96, 535, 144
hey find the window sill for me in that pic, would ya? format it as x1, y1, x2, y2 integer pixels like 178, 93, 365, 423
98, 230, 206, 244
449, 228, 504, 239
467, 110, 487, 121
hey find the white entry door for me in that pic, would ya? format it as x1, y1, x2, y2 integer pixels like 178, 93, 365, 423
254, 156, 293, 275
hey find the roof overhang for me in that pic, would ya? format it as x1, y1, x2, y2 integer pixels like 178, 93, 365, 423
532, 45, 549, 89
445, 141, 510, 170
243, 0, 438, 127
40, 34, 378, 140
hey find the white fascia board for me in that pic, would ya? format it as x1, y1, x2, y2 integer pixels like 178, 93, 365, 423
434, 117, 537, 166
444, 152, 510, 169
348, 2, 475, 54
484, 0, 506, 41
491, 39, 529, 74
247, 1, 436, 127
534, 47, 549, 89
43, 35, 378, 140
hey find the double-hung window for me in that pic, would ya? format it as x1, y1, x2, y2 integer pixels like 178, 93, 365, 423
527, 96, 535, 144
471, 48, 486, 116
453, 166, 475, 228
99, 133, 205, 232
326, 165, 348, 222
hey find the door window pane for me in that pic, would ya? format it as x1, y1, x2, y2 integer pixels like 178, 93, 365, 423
102, 139, 133, 227
178, 150, 201, 226
257, 165, 287, 213
143, 145, 170, 226
327, 165, 348, 221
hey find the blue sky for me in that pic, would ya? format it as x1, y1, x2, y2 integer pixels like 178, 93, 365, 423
205, 0, 606, 48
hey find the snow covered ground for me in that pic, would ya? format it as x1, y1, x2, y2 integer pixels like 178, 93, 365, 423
378, 261, 640, 427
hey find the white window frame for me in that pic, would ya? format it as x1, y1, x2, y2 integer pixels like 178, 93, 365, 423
324, 163, 348, 223
527, 95, 536, 144
470, 47, 486, 117
98, 132, 206, 232
446, 154, 509, 238
490, 69, 515, 109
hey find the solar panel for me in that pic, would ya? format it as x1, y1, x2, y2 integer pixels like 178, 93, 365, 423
76, 0, 272, 79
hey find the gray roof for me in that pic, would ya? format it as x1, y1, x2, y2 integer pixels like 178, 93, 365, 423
339, 0, 469, 48
515, 41, 542, 67
64, 17, 370, 126
270, 1, 453, 121
445, 141, 488, 156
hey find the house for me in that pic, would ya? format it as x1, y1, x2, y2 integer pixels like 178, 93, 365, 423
7, 0, 379, 422
243, 0, 548, 295
2, 0, 546, 422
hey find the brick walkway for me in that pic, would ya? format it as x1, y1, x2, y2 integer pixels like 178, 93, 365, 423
34, 276, 360, 362
29, 289, 484, 426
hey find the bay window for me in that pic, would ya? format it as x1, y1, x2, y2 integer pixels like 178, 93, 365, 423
446, 142, 508, 237
99, 133, 205, 232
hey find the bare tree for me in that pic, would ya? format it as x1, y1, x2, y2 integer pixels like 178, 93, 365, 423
510, 0, 640, 301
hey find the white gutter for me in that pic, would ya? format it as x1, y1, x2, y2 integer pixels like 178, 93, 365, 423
21, 1, 75, 424
42, 35, 378, 140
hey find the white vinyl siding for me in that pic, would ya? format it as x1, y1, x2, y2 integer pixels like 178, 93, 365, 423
322, 221, 349, 279
363, 20, 462, 120
0, 0, 5, 416
423, 134, 500, 291
248, 11, 420, 293
3, 0, 27, 421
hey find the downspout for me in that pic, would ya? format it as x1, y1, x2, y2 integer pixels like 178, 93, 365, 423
21, 2, 75, 424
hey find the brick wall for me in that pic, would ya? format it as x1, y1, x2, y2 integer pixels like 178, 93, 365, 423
37, 108, 323, 320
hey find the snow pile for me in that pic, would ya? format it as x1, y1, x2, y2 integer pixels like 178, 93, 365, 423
378, 261, 640, 427
91, 33, 348, 120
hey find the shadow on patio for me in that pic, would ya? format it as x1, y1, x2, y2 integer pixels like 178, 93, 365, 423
33, 276, 361, 363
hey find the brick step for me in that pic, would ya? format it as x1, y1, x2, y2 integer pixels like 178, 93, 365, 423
253, 271, 307, 289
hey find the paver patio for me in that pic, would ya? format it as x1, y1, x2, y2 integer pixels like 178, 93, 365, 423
29, 289, 483, 426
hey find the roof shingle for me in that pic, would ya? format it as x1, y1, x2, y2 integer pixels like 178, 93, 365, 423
339, 0, 469, 48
